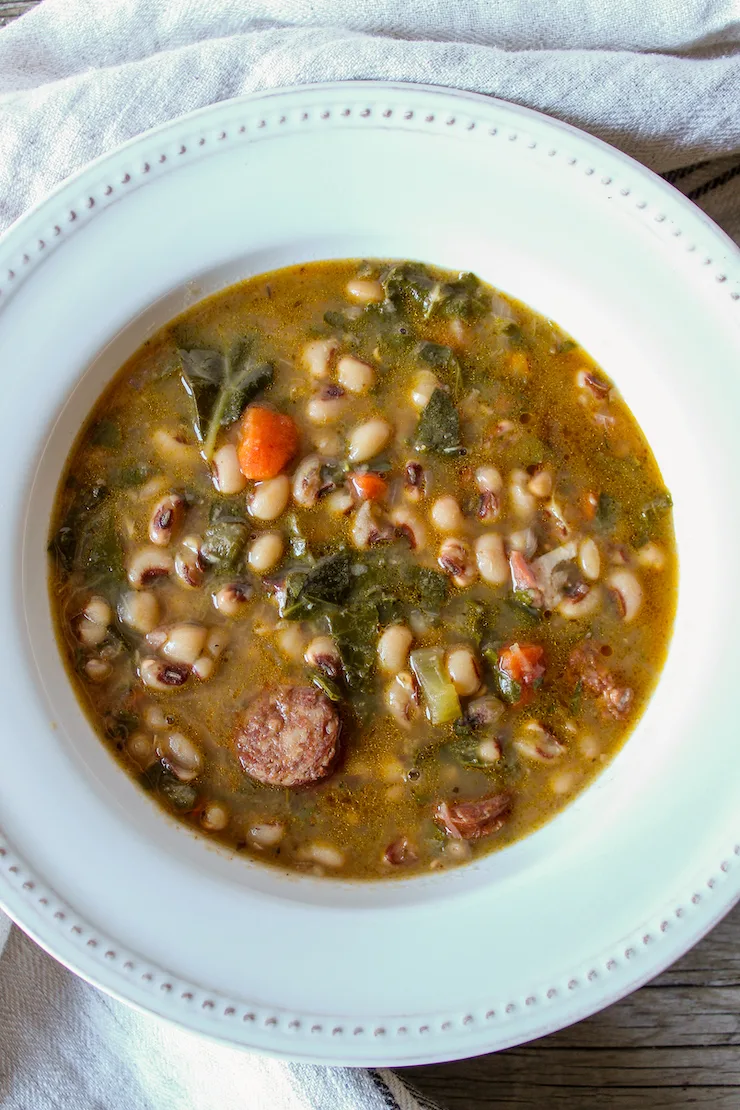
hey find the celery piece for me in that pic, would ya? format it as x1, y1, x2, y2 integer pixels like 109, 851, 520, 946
410, 648, 461, 726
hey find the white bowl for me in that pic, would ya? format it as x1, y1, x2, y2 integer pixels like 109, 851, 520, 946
0, 82, 738, 1066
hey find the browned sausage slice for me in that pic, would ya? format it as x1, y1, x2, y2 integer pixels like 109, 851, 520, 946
569, 641, 633, 719
234, 684, 340, 787
435, 792, 512, 840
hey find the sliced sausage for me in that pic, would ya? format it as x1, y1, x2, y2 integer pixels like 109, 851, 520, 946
569, 641, 633, 719
435, 792, 512, 840
234, 685, 340, 787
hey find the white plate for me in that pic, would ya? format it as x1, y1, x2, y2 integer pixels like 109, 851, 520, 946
0, 82, 738, 1066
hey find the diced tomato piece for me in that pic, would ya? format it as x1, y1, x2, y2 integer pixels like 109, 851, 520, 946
237, 405, 299, 480
348, 471, 388, 502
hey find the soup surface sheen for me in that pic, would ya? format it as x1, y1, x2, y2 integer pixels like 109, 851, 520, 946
49, 260, 676, 879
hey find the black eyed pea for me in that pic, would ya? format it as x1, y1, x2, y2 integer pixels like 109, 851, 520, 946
247, 531, 285, 573
607, 569, 643, 622
474, 533, 508, 585
445, 645, 482, 697
174, 535, 205, 590
509, 469, 537, 520
389, 506, 427, 551
636, 542, 665, 571
438, 537, 477, 588
161, 623, 208, 666
213, 582, 252, 618
302, 337, 339, 379
75, 596, 112, 647
84, 658, 112, 684
478, 738, 503, 764
157, 730, 202, 782
411, 370, 440, 410
347, 418, 392, 464
325, 486, 354, 515
127, 546, 173, 589
248, 822, 286, 848
337, 355, 375, 394
139, 657, 190, 691
377, 624, 413, 674
126, 731, 155, 767
201, 802, 229, 832
192, 628, 228, 682
351, 501, 394, 549
445, 839, 473, 862
508, 527, 537, 558
148, 493, 186, 546
276, 621, 308, 662
143, 705, 170, 731
578, 537, 601, 580
304, 635, 342, 679
151, 427, 198, 464
311, 429, 342, 456
558, 585, 602, 620
514, 720, 566, 762
212, 443, 247, 496
292, 454, 323, 508
248, 475, 290, 521
307, 384, 347, 425
118, 589, 160, 634
299, 843, 346, 869
527, 469, 553, 499
385, 672, 419, 730
475, 466, 503, 523
431, 495, 464, 533
345, 277, 384, 304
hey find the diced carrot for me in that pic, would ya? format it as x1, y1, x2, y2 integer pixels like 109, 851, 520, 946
497, 642, 545, 707
237, 405, 299, 480
348, 471, 388, 502
498, 642, 545, 685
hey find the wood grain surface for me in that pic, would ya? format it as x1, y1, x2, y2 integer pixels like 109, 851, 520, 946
1, 1, 738, 1105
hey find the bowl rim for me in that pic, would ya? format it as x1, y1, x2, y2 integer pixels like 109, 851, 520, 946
0, 79, 738, 1065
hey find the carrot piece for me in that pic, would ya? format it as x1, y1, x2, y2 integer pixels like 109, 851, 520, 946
497, 642, 545, 706
348, 471, 389, 502
237, 405, 299, 480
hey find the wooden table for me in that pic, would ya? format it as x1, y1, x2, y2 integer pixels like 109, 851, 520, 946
2, 2, 739, 1105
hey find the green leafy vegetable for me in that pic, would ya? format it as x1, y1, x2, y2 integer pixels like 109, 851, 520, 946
300, 552, 352, 604
495, 669, 522, 705
104, 709, 139, 742
594, 492, 619, 532
408, 566, 450, 614
201, 501, 248, 570
280, 552, 352, 620
410, 648, 461, 725
635, 491, 673, 545
49, 483, 111, 576
507, 590, 542, 624
309, 670, 343, 702
418, 341, 464, 397
504, 322, 526, 348
381, 263, 489, 321
327, 605, 379, 693
89, 418, 121, 449
445, 724, 491, 768
114, 464, 152, 488
415, 389, 462, 455
179, 340, 273, 461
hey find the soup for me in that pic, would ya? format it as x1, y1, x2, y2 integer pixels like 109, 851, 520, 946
48, 260, 677, 879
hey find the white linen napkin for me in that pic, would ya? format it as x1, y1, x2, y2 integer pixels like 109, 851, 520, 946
0, 2, 737, 1107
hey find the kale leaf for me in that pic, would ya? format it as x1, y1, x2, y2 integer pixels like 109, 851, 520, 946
179, 339, 273, 460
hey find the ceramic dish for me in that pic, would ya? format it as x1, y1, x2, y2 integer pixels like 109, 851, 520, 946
0, 82, 738, 1066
